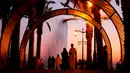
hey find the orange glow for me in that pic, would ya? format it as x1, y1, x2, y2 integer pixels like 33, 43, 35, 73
87, 21, 93, 27
100, 10, 102, 14
87, 1, 93, 8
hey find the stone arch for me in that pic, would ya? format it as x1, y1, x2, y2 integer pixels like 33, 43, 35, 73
19, 8, 112, 69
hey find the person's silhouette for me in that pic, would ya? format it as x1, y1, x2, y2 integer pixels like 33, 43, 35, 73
61, 48, 69, 70
52, 56, 55, 69
48, 56, 52, 69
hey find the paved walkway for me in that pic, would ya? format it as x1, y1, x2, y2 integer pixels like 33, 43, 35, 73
0, 69, 124, 73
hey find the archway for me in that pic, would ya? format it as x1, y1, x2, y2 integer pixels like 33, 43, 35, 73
0, 0, 124, 69
19, 8, 112, 69
0, 0, 42, 68
92, 0, 124, 66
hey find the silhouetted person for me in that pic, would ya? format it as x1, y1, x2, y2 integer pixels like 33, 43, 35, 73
56, 54, 61, 69
61, 48, 69, 70
69, 43, 77, 70
77, 59, 82, 69
103, 45, 108, 70
48, 56, 52, 69
116, 62, 120, 71
52, 56, 55, 69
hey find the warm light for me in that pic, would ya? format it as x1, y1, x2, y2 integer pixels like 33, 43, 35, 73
74, 31, 78, 36
100, 10, 102, 14
87, 21, 93, 27
87, 1, 93, 8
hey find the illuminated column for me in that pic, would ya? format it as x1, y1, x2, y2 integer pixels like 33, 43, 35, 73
83, 0, 93, 69
86, 23, 93, 68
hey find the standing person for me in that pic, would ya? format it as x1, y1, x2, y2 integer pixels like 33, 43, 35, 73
69, 43, 77, 70
48, 56, 52, 69
52, 56, 55, 69
61, 48, 69, 70
56, 54, 61, 69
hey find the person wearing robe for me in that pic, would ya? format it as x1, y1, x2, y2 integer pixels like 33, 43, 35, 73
69, 43, 77, 70
52, 56, 55, 69
61, 48, 69, 70
56, 54, 61, 69
48, 56, 52, 69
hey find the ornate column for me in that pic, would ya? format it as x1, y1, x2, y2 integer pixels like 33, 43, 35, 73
83, 0, 93, 69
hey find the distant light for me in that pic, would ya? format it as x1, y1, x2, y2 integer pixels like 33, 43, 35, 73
87, 1, 93, 8
74, 32, 78, 36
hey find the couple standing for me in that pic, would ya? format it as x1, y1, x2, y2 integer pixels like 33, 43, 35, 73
62, 43, 77, 70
